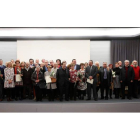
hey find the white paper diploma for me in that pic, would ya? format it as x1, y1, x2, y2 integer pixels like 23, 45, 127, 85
16, 74, 22, 82
45, 76, 51, 83
87, 79, 94, 84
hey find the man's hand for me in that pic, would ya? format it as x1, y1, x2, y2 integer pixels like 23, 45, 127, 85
20, 74, 23, 76
120, 81, 122, 83
0, 74, 3, 77
138, 79, 140, 81
131, 80, 133, 83
35, 80, 39, 83
89, 76, 93, 80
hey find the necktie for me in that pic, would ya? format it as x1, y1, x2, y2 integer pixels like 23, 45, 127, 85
90, 66, 92, 75
104, 68, 107, 79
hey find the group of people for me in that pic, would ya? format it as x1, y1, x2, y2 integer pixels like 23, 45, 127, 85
0, 58, 139, 102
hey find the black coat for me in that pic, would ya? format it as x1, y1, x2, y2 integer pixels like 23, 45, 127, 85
75, 64, 80, 71
120, 66, 135, 82
56, 68, 70, 86
85, 65, 98, 82
99, 67, 112, 86
31, 71, 45, 88
21, 68, 33, 86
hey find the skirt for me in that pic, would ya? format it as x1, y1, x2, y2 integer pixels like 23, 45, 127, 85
113, 75, 121, 88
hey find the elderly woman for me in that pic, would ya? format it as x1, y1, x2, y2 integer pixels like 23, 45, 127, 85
113, 62, 121, 99
14, 60, 23, 100
20, 61, 25, 69
95, 61, 101, 97
31, 66, 44, 101
69, 63, 77, 100
77, 63, 87, 100
4, 62, 15, 101
44, 66, 57, 101
108, 64, 114, 99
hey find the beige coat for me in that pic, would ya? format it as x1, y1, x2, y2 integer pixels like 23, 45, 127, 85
44, 70, 57, 89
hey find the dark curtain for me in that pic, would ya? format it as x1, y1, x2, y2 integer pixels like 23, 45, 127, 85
111, 39, 140, 66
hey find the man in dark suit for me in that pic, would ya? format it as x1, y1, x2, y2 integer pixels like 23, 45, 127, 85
42, 60, 49, 74
120, 60, 135, 100
29, 58, 35, 68
56, 61, 70, 101
72, 59, 80, 71
0, 59, 6, 101
85, 60, 98, 101
99, 62, 112, 100
21, 62, 33, 99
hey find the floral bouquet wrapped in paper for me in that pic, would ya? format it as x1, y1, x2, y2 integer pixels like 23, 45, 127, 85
112, 70, 116, 78
50, 71, 56, 83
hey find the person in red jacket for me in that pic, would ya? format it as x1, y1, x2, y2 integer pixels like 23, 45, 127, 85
131, 60, 140, 98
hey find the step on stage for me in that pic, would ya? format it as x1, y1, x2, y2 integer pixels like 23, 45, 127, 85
0, 97, 140, 112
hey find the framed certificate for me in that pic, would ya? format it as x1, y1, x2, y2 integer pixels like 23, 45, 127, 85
87, 79, 94, 84
16, 74, 22, 82
45, 76, 51, 83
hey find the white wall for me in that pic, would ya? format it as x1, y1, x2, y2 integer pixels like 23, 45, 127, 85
0, 41, 17, 65
17, 40, 90, 64
90, 41, 111, 66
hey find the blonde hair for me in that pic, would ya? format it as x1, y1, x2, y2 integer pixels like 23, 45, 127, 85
6, 62, 13, 68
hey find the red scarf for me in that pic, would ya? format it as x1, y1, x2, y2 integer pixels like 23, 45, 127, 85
14, 66, 21, 74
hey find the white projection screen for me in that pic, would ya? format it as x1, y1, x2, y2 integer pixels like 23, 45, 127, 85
17, 40, 90, 64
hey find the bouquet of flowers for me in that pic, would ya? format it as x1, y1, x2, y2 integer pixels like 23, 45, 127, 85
50, 71, 55, 77
77, 71, 82, 80
112, 70, 116, 78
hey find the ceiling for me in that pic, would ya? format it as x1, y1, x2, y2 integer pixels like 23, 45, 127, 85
0, 28, 140, 40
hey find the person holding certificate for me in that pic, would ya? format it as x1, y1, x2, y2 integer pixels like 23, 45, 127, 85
85, 60, 98, 101
14, 60, 23, 101
4, 62, 15, 101
31, 66, 45, 101
44, 66, 57, 101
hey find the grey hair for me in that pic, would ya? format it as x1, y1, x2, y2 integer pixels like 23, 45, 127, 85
124, 60, 130, 63
95, 61, 99, 65
35, 66, 40, 71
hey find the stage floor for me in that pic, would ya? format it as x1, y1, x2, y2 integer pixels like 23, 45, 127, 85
0, 96, 140, 112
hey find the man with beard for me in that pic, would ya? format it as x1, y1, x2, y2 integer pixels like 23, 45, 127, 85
131, 60, 140, 98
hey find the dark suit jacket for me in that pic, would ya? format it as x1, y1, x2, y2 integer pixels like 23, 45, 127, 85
0, 65, 6, 83
21, 68, 33, 86
75, 64, 80, 71
120, 65, 135, 82
99, 67, 112, 86
56, 68, 70, 86
31, 71, 45, 88
85, 65, 98, 82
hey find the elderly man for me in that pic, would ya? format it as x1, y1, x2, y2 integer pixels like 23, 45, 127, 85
0, 59, 6, 101
72, 59, 80, 71
31, 66, 45, 101
131, 60, 140, 98
95, 61, 101, 97
56, 61, 70, 101
49, 60, 54, 68
43, 60, 49, 73
99, 62, 112, 100
85, 60, 98, 101
21, 62, 33, 99
120, 60, 135, 100
118, 61, 122, 69
35, 59, 40, 66
41, 59, 45, 63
